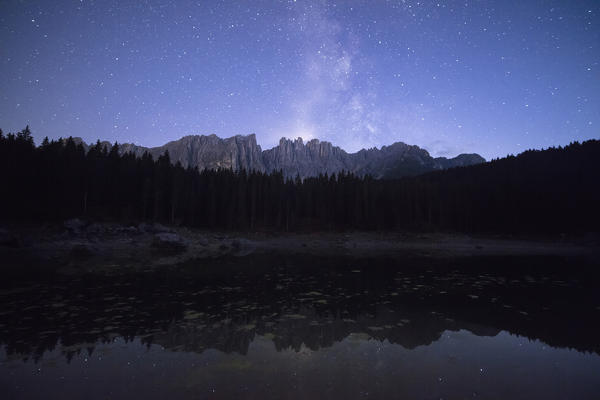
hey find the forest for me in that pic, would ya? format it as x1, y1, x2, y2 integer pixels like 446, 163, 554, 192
1, 126, 598, 234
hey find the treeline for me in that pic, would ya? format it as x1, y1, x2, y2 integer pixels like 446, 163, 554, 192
1, 126, 598, 233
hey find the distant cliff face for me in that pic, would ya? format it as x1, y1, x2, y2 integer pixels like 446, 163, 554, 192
119, 134, 265, 172
262, 137, 353, 178
78, 134, 485, 179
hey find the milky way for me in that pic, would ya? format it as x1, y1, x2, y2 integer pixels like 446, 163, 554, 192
0, 0, 598, 159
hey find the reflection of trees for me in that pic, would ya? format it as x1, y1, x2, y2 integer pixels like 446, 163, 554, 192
151, 304, 502, 356
1, 255, 598, 362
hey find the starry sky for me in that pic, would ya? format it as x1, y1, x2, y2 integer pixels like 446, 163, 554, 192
1, 0, 598, 160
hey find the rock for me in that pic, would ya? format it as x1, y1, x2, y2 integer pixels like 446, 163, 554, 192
152, 233, 186, 251
85, 223, 106, 235
79, 134, 484, 179
196, 238, 209, 246
434, 153, 486, 169
138, 223, 152, 233
152, 223, 172, 233
0, 228, 20, 248
230, 239, 256, 257
64, 218, 86, 234
117, 226, 139, 234
121, 134, 265, 173
139, 222, 172, 234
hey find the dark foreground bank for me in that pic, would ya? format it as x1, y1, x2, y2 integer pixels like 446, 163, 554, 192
2, 221, 599, 276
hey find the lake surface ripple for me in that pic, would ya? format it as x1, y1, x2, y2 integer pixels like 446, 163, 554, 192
1, 254, 599, 399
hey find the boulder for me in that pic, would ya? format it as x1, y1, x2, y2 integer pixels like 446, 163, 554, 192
117, 226, 139, 234
64, 218, 86, 234
152, 232, 186, 252
139, 222, 173, 234
0, 228, 20, 248
231, 238, 256, 256
85, 223, 106, 235
196, 238, 209, 246
152, 223, 172, 233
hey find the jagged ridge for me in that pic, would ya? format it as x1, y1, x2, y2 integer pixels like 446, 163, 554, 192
76, 134, 485, 179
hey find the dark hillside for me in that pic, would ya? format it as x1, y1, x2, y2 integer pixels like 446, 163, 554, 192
1, 127, 598, 233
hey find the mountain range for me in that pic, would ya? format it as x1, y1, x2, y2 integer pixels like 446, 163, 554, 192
76, 134, 485, 179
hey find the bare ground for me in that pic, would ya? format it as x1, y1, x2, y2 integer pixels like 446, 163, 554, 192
1, 221, 598, 274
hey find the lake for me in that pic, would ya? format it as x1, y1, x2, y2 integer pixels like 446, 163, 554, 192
1, 254, 599, 399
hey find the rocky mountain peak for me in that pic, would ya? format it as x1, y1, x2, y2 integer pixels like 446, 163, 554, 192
71, 134, 485, 179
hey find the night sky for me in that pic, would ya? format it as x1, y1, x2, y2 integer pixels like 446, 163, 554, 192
1, 1, 598, 160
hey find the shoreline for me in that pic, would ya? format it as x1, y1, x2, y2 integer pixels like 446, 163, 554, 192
1, 221, 598, 274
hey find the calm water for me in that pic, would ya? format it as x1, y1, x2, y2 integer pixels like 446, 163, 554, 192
1, 254, 599, 399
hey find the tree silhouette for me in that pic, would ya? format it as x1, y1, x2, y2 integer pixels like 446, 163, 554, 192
0, 127, 598, 234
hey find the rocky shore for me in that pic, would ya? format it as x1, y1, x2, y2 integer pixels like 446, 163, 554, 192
0, 219, 598, 275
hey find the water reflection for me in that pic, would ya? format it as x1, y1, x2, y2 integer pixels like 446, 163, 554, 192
1, 254, 600, 398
